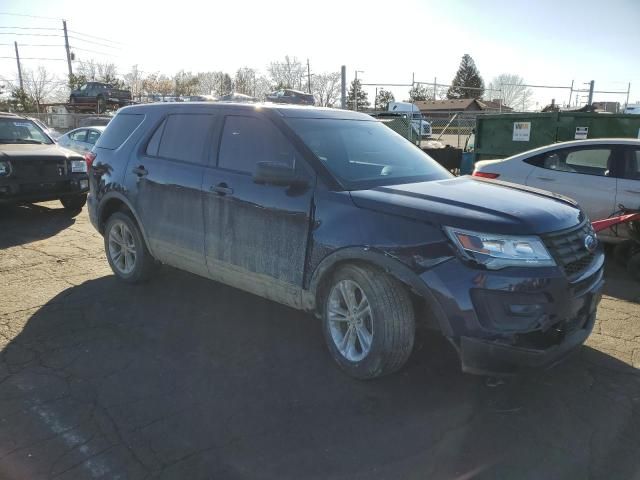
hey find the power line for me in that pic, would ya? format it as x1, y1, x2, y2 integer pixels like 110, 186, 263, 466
71, 45, 117, 57
0, 43, 63, 47
0, 26, 61, 31
0, 12, 59, 20
68, 29, 124, 45
68, 35, 120, 49
0, 32, 65, 37
0, 56, 66, 61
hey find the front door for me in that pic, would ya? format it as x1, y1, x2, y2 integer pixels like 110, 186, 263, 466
202, 113, 316, 307
131, 112, 216, 277
614, 146, 640, 239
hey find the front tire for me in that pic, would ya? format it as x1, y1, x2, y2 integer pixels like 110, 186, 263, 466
60, 193, 87, 211
322, 264, 415, 379
104, 212, 156, 283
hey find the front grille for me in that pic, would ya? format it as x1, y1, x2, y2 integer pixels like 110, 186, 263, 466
12, 157, 67, 181
542, 221, 596, 280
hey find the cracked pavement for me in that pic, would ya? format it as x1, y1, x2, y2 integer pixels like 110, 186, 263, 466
1, 202, 639, 479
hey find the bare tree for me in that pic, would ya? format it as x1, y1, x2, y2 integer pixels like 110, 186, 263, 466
76, 60, 123, 88
174, 71, 199, 97
23, 66, 59, 112
253, 75, 272, 100
312, 72, 341, 107
486, 73, 534, 110
234, 68, 256, 96
268, 56, 305, 90
124, 65, 144, 102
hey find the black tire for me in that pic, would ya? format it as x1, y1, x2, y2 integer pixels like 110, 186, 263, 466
104, 211, 156, 283
321, 264, 415, 380
613, 240, 635, 266
60, 193, 87, 211
627, 252, 640, 281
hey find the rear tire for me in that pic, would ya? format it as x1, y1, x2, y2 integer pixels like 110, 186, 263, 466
60, 193, 87, 211
321, 264, 415, 380
104, 212, 156, 283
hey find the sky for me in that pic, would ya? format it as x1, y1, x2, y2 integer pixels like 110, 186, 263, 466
1, 0, 639, 108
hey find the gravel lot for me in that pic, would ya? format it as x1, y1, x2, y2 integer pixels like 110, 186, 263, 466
1, 202, 639, 480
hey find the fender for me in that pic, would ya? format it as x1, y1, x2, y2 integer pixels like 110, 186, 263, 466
97, 191, 156, 258
304, 246, 453, 336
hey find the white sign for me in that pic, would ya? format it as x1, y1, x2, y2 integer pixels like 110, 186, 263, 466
575, 126, 589, 140
637, 127, 640, 139
513, 122, 531, 141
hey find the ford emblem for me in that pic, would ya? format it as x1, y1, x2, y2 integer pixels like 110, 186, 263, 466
584, 235, 597, 253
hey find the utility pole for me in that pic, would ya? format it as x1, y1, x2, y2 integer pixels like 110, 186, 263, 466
63, 20, 73, 78
306, 59, 311, 94
14, 42, 23, 90
587, 80, 595, 106
340, 66, 346, 109
433, 77, 437, 100
568, 80, 574, 107
625, 82, 631, 109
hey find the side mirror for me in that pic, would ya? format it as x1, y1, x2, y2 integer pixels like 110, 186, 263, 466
253, 161, 308, 187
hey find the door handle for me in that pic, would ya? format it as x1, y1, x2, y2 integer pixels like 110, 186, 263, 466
625, 189, 640, 194
132, 165, 148, 177
535, 176, 555, 181
210, 183, 233, 196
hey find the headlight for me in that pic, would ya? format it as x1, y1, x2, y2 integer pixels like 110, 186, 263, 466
444, 227, 556, 269
0, 160, 11, 176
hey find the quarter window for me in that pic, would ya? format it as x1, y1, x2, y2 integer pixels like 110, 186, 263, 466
218, 116, 296, 174
69, 129, 87, 142
86, 129, 101, 145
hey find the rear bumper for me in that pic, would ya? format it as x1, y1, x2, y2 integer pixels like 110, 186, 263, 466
0, 175, 88, 204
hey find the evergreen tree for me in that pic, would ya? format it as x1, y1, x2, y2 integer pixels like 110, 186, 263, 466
347, 79, 369, 110
375, 88, 394, 110
447, 54, 484, 99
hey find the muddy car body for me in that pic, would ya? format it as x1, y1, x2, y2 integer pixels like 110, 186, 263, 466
88, 103, 604, 378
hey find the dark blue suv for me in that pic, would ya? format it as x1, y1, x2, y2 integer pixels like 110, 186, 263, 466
87, 103, 604, 379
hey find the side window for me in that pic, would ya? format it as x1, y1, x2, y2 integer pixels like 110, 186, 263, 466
218, 116, 297, 174
527, 148, 612, 176
69, 129, 87, 142
622, 149, 640, 180
157, 114, 215, 164
86, 129, 101, 145
145, 119, 166, 156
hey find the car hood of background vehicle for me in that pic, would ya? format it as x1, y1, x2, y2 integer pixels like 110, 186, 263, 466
0, 143, 81, 159
349, 176, 583, 235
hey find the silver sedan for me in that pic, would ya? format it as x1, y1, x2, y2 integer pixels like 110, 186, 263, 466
57, 126, 106, 155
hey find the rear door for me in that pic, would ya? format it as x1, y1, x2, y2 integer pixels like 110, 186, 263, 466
133, 112, 216, 276
615, 145, 640, 211
524, 145, 618, 222
202, 112, 316, 306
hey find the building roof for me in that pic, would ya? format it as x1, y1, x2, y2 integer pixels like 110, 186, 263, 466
415, 98, 512, 112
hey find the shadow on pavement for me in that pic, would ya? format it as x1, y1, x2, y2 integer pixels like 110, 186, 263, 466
0, 268, 639, 479
603, 253, 639, 302
0, 203, 77, 249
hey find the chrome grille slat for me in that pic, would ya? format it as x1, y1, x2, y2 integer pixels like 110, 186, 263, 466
542, 222, 596, 279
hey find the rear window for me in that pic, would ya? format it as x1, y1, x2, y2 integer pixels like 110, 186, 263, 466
95, 114, 144, 150
156, 114, 215, 164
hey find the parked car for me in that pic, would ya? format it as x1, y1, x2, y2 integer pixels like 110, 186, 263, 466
88, 103, 603, 379
69, 82, 132, 112
624, 103, 640, 114
473, 139, 640, 243
0, 112, 88, 210
57, 126, 106, 155
266, 89, 315, 105
28, 117, 63, 140
387, 101, 432, 138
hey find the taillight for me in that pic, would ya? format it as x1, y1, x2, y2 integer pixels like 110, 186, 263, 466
84, 151, 96, 170
472, 171, 500, 179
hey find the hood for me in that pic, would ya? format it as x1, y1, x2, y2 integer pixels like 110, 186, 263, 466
349, 176, 583, 235
0, 143, 81, 159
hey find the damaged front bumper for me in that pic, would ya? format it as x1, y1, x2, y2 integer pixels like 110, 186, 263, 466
420, 251, 605, 376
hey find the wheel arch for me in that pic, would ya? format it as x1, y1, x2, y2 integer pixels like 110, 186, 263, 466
98, 192, 155, 257
304, 247, 452, 336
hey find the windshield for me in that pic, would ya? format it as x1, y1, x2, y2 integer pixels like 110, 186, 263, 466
412, 113, 423, 120
0, 118, 53, 144
287, 118, 451, 188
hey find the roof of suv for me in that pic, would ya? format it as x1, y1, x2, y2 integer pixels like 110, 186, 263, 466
121, 102, 373, 121
0, 112, 27, 119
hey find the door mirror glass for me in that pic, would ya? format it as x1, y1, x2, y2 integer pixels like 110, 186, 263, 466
254, 161, 307, 187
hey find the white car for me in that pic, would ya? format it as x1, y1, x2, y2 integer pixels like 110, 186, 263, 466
473, 138, 640, 243
57, 126, 106, 155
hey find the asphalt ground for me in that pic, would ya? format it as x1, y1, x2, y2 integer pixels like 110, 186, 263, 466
1, 202, 639, 480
